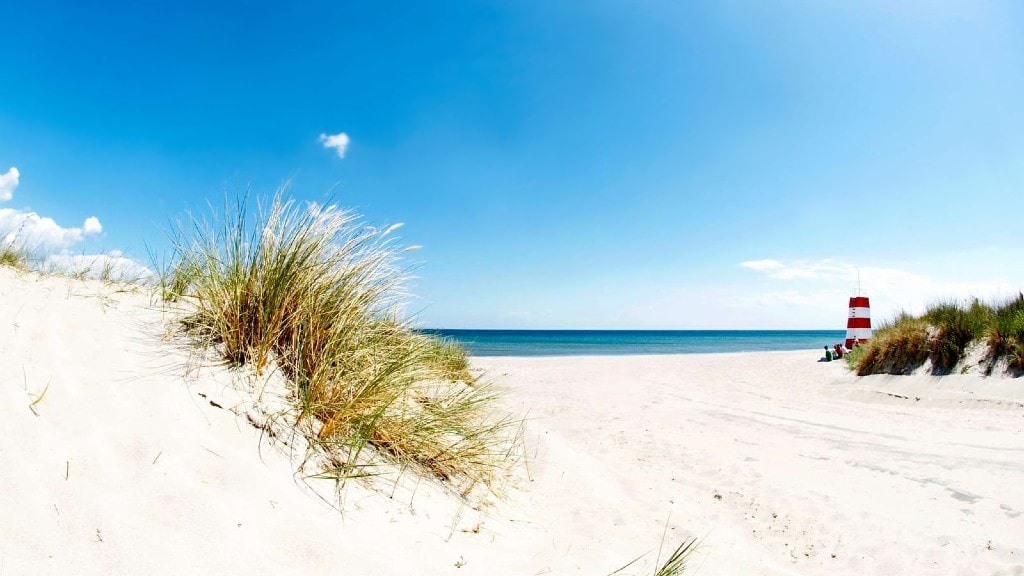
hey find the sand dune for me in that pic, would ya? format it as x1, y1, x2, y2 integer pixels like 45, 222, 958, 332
1, 267, 1021, 575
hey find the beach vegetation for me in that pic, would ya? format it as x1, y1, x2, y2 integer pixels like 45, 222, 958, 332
610, 533, 697, 576
160, 191, 520, 493
852, 295, 1024, 376
842, 341, 866, 371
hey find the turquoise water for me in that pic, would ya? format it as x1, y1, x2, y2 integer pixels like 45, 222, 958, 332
421, 330, 847, 357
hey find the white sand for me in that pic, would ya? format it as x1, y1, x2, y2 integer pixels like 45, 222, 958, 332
1, 267, 1022, 575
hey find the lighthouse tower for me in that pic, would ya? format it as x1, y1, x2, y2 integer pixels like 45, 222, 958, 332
845, 296, 872, 349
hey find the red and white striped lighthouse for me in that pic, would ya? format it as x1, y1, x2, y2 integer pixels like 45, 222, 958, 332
845, 296, 872, 349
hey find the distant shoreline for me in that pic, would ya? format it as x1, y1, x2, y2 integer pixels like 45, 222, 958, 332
420, 328, 847, 357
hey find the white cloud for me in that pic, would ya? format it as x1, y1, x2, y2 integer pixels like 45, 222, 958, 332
0, 167, 19, 202
319, 132, 350, 158
83, 216, 103, 235
0, 208, 103, 252
44, 251, 154, 281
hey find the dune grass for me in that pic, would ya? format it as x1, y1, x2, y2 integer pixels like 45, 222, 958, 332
160, 192, 519, 492
918, 300, 990, 373
854, 313, 930, 375
853, 295, 1024, 376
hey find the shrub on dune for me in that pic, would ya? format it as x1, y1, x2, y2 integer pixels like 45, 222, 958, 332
162, 192, 518, 492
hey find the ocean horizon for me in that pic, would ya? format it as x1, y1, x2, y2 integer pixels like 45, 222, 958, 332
421, 329, 847, 357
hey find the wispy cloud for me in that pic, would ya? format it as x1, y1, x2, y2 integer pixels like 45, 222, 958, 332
740, 258, 853, 281
739, 257, 1021, 325
0, 167, 19, 202
319, 131, 351, 158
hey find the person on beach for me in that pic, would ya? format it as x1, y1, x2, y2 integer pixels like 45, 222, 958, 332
824, 346, 833, 362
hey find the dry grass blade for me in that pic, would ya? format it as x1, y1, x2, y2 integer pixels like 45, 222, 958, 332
28, 379, 51, 416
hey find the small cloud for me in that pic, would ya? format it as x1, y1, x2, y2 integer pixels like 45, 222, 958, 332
0, 167, 19, 202
319, 132, 351, 158
83, 216, 102, 235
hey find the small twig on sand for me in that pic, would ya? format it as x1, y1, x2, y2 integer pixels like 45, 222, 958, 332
152, 451, 162, 465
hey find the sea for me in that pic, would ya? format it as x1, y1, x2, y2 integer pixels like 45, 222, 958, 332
420, 329, 847, 357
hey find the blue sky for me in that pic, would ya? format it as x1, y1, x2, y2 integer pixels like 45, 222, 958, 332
2, 0, 1022, 328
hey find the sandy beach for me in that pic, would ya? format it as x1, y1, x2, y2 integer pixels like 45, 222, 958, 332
2, 268, 1022, 575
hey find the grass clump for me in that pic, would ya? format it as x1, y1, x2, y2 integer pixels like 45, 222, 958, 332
922, 300, 991, 373
852, 295, 1024, 376
843, 342, 866, 371
0, 245, 28, 269
162, 192, 517, 493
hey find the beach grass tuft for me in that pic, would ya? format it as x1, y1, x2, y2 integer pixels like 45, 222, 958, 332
855, 313, 930, 375
0, 245, 28, 269
161, 191, 519, 492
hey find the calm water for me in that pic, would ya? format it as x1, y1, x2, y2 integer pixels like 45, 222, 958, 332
421, 329, 847, 357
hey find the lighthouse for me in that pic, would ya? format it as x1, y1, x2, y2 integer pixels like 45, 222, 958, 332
845, 296, 872, 349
